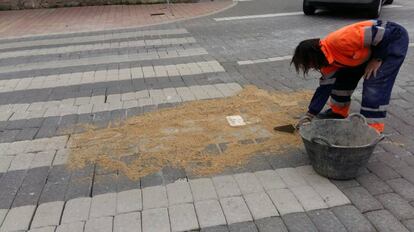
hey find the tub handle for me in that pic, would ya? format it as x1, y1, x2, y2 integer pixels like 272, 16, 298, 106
369, 134, 386, 146
348, 113, 367, 125
311, 136, 333, 147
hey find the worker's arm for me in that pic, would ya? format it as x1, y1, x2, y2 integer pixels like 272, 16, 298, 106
307, 66, 338, 116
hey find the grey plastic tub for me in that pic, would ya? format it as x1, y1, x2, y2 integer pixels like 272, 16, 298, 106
299, 113, 384, 180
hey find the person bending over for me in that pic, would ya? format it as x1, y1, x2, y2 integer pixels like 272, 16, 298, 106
292, 20, 409, 133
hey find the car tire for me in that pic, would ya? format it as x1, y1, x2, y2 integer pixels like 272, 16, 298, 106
384, 0, 393, 4
303, 0, 316, 15
367, 0, 381, 18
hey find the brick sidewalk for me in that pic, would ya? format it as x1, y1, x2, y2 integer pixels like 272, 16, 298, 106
0, 0, 233, 38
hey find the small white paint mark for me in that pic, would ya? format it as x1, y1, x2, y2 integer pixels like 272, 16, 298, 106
409, 43, 414, 47
237, 55, 292, 65
214, 12, 304, 21
226, 115, 246, 127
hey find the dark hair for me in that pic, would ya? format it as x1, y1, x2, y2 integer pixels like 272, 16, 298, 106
291, 38, 328, 75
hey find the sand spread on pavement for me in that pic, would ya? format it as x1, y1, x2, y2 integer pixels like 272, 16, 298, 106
67, 85, 312, 180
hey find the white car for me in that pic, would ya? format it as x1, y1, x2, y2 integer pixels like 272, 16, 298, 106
303, 0, 393, 18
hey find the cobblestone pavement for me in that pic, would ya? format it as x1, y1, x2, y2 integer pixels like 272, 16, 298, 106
1, 0, 414, 231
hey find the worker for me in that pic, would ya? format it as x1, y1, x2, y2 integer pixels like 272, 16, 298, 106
292, 20, 409, 133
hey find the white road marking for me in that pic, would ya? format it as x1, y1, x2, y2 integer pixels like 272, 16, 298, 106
0, 61, 225, 94
382, 4, 403, 8
237, 55, 292, 65
0, 28, 189, 50
214, 12, 303, 21
0, 82, 242, 122
0, 37, 197, 59
238, 42, 414, 66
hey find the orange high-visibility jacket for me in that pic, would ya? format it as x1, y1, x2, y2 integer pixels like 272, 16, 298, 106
319, 20, 387, 77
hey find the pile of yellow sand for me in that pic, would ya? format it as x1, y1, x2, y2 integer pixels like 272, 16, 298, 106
67, 85, 312, 179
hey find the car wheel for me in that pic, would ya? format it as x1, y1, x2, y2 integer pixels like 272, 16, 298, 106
384, 0, 393, 4
303, 0, 316, 15
367, 0, 381, 18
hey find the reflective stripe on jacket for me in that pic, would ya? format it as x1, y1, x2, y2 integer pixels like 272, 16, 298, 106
320, 20, 386, 68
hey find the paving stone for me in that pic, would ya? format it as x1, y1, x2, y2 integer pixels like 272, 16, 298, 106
220, 196, 252, 225
367, 161, 400, 180
39, 179, 69, 204
403, 219, 414, 232
233, 173, 263, 194
302, 176, 350, 207
31, 201, 64, 228
8, 153, 35, 171
244, 191, 278, 219
141, 172, 163, 188
307, 209, 347, 232
244, 155, 273, 172
90, 192, 117, 218
55, 221, 85, 232
290, 186, 327, 211
276, 168, 307, 187
29, 226, 56, 232
254, 217, 288, 232
229, 221, 258, 232
142, 185, 168, 209
357, 173, 394, 196
0, 156, 12, 173
13, 166, 49, 207
114, 212, 141, 232
0, 169, 26, 209
201, 225, 229, 232
331, 179, 361, 190
267, 188, 303, 215
117, 173, 141, 192
377, 193, 414, 220
84, 216, 113, 232
212, 175, 242, 198
61, 197, 91, 223
387, 178, 414, 201
195, 200, 227, 228
30, 151, 56, 169
169, 203, 199, 232
365, 209, 410, 232
142, 208, 170, 232
0, 209, 7, 228
376, 152, 408, 169
189, 178, 218, 201
92, 174, 118, 196
396, 165, 414, 185
166, 181, 193, 206
282, 212, 318, 232
52, 149, 69, 166
65, 177, 93, 200
254, 170, 286, 191
117, 189, 142, 214
15, 127, 39, 141
332, 205, 375, 232
342, 187, 383, 213
0, 205, 36, 231
70, 164, 94, 179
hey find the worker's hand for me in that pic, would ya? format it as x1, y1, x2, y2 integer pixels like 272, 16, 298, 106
363, 59, 382, 80
295, 112, 315, 130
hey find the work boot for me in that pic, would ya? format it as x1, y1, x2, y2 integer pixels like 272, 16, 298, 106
317, 109, 346, 119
